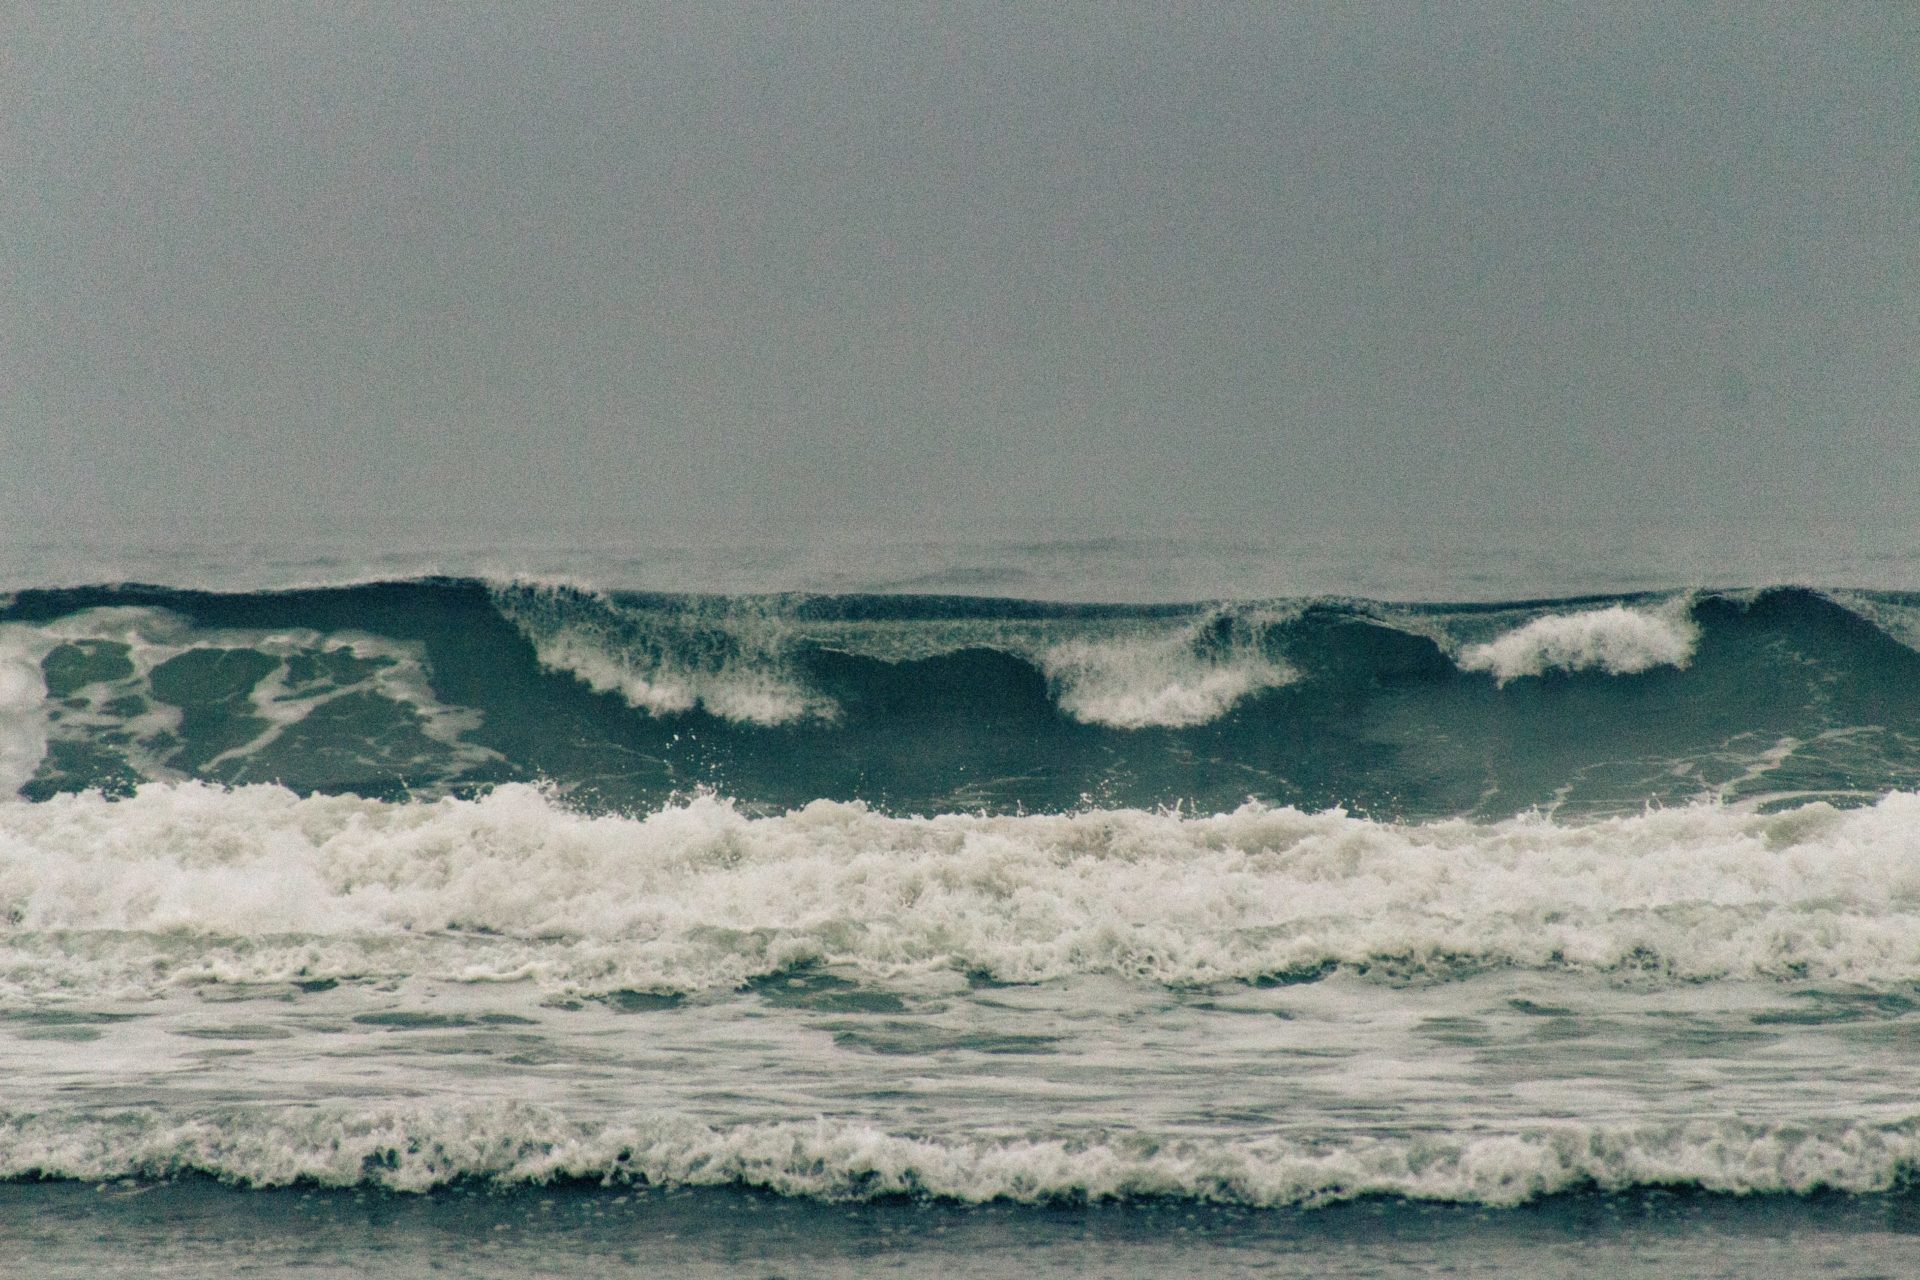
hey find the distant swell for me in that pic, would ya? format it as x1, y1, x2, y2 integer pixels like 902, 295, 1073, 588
7, 1103, 1920, 1206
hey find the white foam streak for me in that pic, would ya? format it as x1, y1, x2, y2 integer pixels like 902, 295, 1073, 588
0, 608, 497, 794
1457, 604, 1699, 683
8, 785, 1920, 996
6, 1103, 1919, 1205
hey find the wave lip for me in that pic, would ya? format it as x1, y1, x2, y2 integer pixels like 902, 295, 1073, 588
7, 1104, 1920, 1207
1037, 611, 1296, 729
1456, 602, 1700, 684
527, 626, 833, 726
490, 581, 834, 727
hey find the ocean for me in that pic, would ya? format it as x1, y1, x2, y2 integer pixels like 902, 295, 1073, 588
5, 541, 1920, 1276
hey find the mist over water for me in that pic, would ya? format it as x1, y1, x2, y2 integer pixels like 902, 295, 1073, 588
7, 6, 1918, 568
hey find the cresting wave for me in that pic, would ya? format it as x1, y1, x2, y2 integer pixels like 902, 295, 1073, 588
491, 582, 1726, 728
7, 783, 1920, 997
8, 579, 1905, 748
489, 581, 1302, 730
7, 1103, 1920, 1206
7, 579, 1920, 817
1454, 600, 1700, 684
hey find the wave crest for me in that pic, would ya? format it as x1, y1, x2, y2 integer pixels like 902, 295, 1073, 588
1456, 604, 1699, 683
1037, 612, 1296, 729
491, 583, 1296, 730
490, 582, 834, 726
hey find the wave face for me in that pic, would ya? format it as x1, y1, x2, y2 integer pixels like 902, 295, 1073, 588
11, 577, 1920, 1214
4, 580, 1920, 817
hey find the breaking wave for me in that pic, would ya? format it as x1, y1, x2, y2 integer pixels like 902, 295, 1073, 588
7, 782, 1920, 998
8, 1103, 1920, 1206
490, 582, 1297, 730
1455, 603, 1700, 684
7, 579, 1920, 816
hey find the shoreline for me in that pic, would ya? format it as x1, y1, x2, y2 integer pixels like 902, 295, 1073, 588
7, 1178, 1920, 1278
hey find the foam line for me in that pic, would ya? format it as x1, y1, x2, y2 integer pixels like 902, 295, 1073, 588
5, 1103, 1919, 1205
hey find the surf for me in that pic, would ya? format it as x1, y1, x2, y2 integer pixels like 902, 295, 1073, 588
7, 782, 1920, 999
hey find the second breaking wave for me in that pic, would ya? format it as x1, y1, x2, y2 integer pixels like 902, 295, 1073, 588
6, 782, 1920, 999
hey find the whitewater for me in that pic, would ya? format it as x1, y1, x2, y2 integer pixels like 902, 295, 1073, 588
7, 564, 1920, 1275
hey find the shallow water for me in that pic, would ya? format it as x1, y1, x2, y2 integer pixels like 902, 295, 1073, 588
9, 1181, 1920, 1279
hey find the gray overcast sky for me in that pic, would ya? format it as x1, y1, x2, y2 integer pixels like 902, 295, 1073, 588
3, 1, 1916, 558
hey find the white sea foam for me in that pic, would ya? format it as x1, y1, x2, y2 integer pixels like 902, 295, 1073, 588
524, 627, 831, 725
7, 784, 1920, 997
492, 583, 835, 726
1456, 604, 1700, 683
1037, 618, 1295, 729
4, 1102, 1918, 1205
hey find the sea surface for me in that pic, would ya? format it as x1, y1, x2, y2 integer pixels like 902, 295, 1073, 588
5, 539, 1920, 1276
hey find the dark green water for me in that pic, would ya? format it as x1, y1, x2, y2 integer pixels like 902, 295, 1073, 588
8, 580, 1920, 817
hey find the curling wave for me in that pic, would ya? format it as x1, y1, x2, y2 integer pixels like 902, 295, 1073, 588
6, 580, 1920, 817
